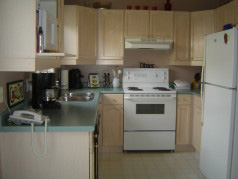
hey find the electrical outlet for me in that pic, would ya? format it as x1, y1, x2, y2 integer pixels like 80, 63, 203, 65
0, 86, 3, 104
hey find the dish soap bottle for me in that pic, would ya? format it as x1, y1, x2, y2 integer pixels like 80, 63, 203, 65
38, 26, 44, 53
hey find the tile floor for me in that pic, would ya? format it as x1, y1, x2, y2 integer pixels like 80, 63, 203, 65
99, 151, 205, 179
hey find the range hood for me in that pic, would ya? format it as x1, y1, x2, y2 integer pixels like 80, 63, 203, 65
125, 38, 173, 50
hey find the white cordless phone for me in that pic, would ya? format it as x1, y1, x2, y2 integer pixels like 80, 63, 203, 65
9, 110, 47, 125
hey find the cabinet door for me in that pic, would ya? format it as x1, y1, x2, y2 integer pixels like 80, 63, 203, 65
103, 94, 123, 105
193, 96, 202, 152
214, 1, 237, 33
235, 0, 238, 25
98, 10, 124, 61
78, 6, 97, 62
102, 105, 123, 146
124, 10, 150, 38
214, 5, 226, 32
191, 10, 214, 64
63, 5, 78, 63
98, 95, 103, 146
171, 12, 190, 65
176, 95, 192, 145
176, 105, 191, 145
150, 11, 174, 39
224, 1, 237, 27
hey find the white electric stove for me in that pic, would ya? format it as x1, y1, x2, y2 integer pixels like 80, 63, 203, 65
123, 68, 176, 151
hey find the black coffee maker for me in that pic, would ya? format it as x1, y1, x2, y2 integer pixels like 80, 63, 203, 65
69, 69, 83, 89
32, 73, 58, 109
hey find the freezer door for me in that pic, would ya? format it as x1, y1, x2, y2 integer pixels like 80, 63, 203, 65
200, 84, 236, 179
204, 28, 238, 88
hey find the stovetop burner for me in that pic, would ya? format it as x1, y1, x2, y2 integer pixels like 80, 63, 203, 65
128, 87, 143, 91
153, 87, 171, 91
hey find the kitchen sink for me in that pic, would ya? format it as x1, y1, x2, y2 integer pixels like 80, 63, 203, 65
57, 92, 94, 102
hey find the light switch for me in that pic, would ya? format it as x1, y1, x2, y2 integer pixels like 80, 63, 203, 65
0, 86, 3, 104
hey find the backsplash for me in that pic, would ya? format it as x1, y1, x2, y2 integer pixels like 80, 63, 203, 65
62, 49, 201, 83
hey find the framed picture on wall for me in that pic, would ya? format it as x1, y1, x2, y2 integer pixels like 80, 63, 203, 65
7, 80, 24, 107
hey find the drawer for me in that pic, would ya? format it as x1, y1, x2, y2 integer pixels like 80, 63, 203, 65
177, 94, 192, 105
103, 94, 123, 105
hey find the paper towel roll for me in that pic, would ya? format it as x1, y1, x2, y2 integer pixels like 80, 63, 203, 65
61, 70, 68, 89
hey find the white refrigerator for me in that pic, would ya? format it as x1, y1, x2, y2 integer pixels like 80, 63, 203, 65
200, 27, 238, 179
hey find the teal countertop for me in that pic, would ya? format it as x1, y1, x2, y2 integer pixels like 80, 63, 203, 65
0, 87, 199, 132
176, 89, 201, 96
0, 87, 123, 132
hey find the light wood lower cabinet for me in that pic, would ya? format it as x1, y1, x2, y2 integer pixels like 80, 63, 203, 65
176, 94, 202, 152
192, 95, 202, 152
0, 132, 92, 179
101, 94, 123, 146
176, 94, 193, 145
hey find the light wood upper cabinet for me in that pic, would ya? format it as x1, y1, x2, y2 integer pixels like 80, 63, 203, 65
214, 5, 226, 33
190, 10, 214, 65
170, 12, 191, 65
102, 94, 123, 146
193, 95, 202, 152
176, 94, 193, 145
78, 7, 97, 61
215, 1, 238, 32
0, 0, 64, 72
62, 5, 78, 65
150, 11, 174, 39
62, 6, 97, 65
124, 10, 174, 39
124, 10, 150, 38
98, 10, 124, 64
235, 0, 238, 26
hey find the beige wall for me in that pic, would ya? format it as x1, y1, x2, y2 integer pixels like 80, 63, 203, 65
0, 72, 29, 112
62, 50, 201, 83
65, 0, 231, 11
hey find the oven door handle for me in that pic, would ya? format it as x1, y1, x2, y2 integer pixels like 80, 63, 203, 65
124, 97, 176, 102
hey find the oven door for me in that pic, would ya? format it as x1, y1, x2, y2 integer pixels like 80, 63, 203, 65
124, 94, 176, 131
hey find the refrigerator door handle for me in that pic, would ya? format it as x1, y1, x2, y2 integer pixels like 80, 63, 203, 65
201, 82, 236, 90
201, 60, 205, 126
201, 81, 205, 126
